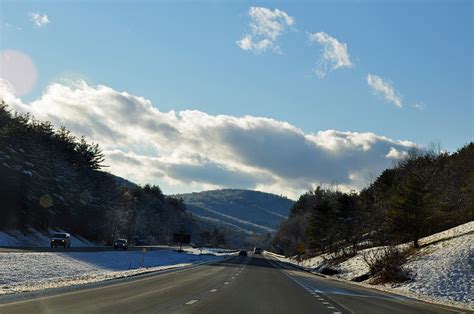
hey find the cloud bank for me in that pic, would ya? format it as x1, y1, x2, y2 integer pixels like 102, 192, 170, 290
236, 7, 294, 54
308, 32, 352, 78
367, 73, 402, 108
0, 80, 416, 198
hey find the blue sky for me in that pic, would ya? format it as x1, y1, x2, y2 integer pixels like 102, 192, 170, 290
1, 1, 472, 197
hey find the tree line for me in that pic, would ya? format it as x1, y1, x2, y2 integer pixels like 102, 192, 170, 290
273, 144, 473, 257
0, 101, 204, 244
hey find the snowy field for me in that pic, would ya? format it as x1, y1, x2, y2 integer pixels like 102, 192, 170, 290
0, 248, 235, 295
265, 221, 474, 310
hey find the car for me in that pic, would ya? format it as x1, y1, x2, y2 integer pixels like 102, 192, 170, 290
114, 238, 128, 250
238, 250, 247, 256
51, 233, 71, 248
253, 247, 262, 254
132, 236, 147, 246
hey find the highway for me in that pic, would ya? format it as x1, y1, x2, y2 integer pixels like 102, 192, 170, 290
0, 254, 464, 314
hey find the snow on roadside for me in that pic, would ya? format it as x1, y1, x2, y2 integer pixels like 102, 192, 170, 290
387, 222, 473, 308
0, 228, 96, 247
264, 250, 328, 272
0, 249, 234, 295
265, 221, 474, 309
185, 247, 238, 256
333, 222, 474, 308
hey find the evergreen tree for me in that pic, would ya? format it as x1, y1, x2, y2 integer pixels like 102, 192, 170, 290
387, 173, 431, 248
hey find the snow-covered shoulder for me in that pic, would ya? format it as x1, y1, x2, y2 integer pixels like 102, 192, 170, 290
0, 248, 235, 295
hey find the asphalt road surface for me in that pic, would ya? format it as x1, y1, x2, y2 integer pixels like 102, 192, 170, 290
0, 254, 466, 314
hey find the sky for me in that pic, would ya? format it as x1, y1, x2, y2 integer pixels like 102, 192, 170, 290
0, 0, 472, 199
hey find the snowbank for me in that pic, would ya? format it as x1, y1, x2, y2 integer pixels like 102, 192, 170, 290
387, 222, 473, 308
0, 228, 96, 247
0, 248, 234, 295
333, 222, 474, 308
266, 221, 474, 309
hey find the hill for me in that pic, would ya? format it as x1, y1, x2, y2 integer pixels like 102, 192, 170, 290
176, 189, 294, 234
0, 101, 196, 244
273, 142, 473, 256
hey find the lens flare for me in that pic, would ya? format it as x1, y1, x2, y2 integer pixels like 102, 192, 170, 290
39, 194, 53, 208
0, 50, 38, 96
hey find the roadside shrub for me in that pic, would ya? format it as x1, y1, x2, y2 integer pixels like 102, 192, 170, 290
362, 246, 412, 284
327, 248, 357, 266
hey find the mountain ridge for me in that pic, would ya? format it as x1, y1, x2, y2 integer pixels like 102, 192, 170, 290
175, 189, 294, 234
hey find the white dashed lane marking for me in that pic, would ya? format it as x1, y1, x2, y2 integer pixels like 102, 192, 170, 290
268, 259, 343, 313
210, 289, 217, 293
224, 282, 229, 285
185, 299, 198, 305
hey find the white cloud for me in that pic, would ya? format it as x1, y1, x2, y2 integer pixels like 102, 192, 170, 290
0, 22, 22, 31
308, 32, 352, 78
414, 102, 426, 111
0, 80, 417, 199
29, 12, 50, 27
385, 147, 409, 160
236, 7, 294, 54
367, 73, 402, 108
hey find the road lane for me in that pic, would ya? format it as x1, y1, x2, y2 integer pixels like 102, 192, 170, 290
0, 257, 244, 314
270, 259, 462, 314
0, 254, 465, 313
182, 254, 333, 314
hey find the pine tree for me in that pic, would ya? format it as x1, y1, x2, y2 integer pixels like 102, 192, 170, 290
388, 173, 431, 248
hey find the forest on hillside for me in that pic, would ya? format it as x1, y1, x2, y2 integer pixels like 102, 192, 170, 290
0, 101, 199, 244
177, 189, 294, 233
273, 143, 474, 257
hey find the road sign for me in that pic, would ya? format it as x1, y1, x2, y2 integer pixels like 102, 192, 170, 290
173, 233, 191, 244
173, 233, 191, 252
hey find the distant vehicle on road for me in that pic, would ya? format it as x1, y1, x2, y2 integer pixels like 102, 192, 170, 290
132, 236, 147, 246
51, 233, 71, 248
253, 247, 262, 254
114, 239, 128, 250
238, 250, 248, 256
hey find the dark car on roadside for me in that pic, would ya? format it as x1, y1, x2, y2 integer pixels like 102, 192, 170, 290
253, 247, 262, 254
114, 239, 128, 250
132, 236, 147, 246
51, 233, 71, 248
239, 250, 248, 256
